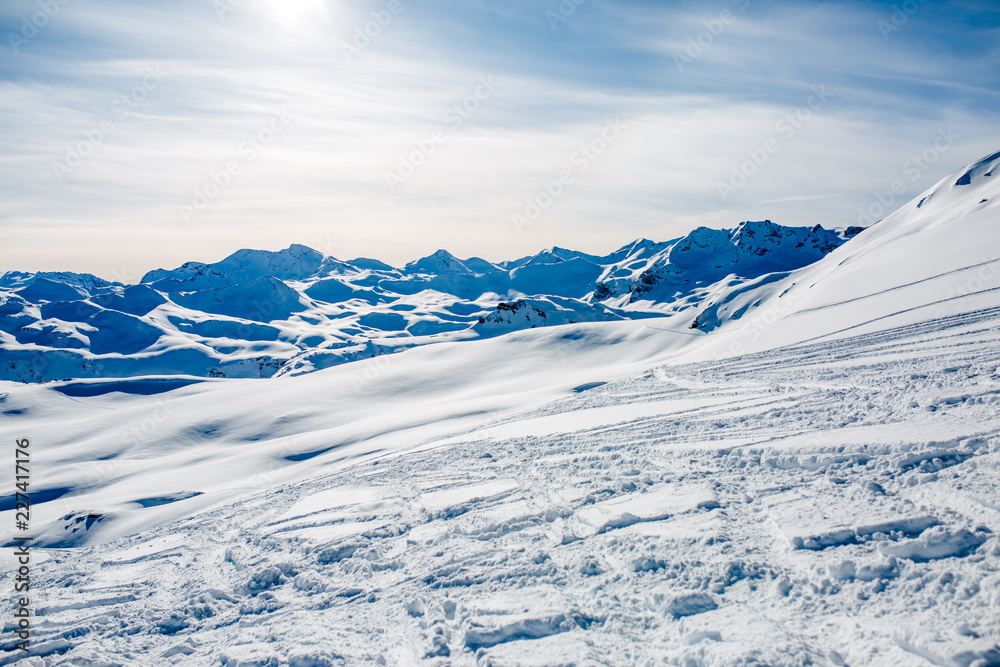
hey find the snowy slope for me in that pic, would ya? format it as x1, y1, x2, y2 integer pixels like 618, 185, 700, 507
1, 306, 998, 665
0, 221, 849, 383
0, 151, 997, 665
688, 150, 1000, 356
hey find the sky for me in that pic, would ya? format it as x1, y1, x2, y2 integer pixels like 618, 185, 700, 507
0, 0, 998, 281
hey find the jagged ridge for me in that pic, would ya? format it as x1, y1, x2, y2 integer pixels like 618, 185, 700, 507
2, 220, 855, 382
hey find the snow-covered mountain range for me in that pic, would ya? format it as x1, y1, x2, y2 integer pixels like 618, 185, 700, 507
0, 220, 858, 382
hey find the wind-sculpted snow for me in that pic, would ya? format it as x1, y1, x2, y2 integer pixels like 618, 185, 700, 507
0, 221, 852, 383
1, 308, 998, 665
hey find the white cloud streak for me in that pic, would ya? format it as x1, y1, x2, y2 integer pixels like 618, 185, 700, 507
0, 0, 997, 277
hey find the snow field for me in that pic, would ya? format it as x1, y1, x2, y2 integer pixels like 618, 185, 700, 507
2, 306, 998, 665
1, 150, 998, 665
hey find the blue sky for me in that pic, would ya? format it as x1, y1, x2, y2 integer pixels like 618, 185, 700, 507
1, 0, 998, 279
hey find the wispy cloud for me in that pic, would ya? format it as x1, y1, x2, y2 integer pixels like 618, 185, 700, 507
755, 194, 841, 206
0, 0, 997, 277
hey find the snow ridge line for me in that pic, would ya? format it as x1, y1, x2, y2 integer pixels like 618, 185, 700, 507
793, 257, 1000, 315
790, 293, 1000, 347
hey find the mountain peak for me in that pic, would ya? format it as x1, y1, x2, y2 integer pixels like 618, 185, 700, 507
954, 150, 1000, 187
899, 149, 1000, 221
729, 219, 782, 239
142, 244, 326, 291
404, 249, 470, 275
349, 257, 395, 272
0, 271, 118, 292
223, 244, 324, 265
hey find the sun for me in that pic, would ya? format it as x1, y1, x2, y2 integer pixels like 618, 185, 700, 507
259, 0, 328, 30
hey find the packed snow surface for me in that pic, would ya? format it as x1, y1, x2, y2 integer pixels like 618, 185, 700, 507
0, 151, 998, 665
2, 312, 999, 666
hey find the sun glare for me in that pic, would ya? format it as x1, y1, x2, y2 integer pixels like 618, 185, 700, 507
260, 0, 328, 30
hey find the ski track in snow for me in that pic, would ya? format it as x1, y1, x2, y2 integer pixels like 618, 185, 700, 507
2, 309, 999, 666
